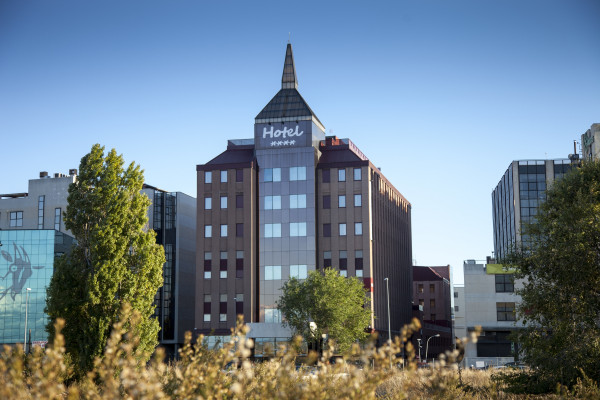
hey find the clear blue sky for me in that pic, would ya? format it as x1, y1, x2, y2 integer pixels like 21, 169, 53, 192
1, 0, 599, 284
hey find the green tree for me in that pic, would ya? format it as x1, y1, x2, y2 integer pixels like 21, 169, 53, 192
506, 160, 600, 388
46, 144, 165, 376
277, 268, 372, 352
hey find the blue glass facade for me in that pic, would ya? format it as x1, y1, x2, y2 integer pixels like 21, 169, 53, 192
0, 230, 73, 345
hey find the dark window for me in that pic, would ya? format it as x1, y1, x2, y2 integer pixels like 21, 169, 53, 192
236, 301, 243, 314
236, 194, 243, 208
220, 302, 227, 314
430, 284, 435, 293
323, 195, 331, 209
322, 169, 330, 183
339, 251, 347, 270
497, 302, 516, 321
236, 223, 243, 237
323, 223, 331, 237
418, 284, 424, 293
495, 274, 514, 293
430, 299, 435, 308
236, 169, 243, 182
323, 251, 332, 268
454, 292, 458, 298
203, 302, 211, 313
431, 314, 436, 321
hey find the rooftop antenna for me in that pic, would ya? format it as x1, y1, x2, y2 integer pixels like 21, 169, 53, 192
288, 32, 291, 43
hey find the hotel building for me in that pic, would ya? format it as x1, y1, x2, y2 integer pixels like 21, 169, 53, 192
196, 44, 413, 351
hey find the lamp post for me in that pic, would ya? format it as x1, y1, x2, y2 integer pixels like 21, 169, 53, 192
24, 288, 31, 352
425, 333, 441, 362
416, 338, 422, 361
384, 277, 391, 368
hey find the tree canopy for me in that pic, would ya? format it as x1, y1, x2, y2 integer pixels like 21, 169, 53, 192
46, 144, 165, 376
507, 160, 600, 388
277, 268, 371, 352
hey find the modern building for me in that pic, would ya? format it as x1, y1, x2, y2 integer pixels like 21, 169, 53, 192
0, 229, 74, 348
412, 265, 453, 360
461, 259, 523, 368
0, 173, 196, 354
195, 43, 413, 353
581, 123, 600, 161
491, 158, 577, 259
143, 185, 196, 357
453, 285, 466, 344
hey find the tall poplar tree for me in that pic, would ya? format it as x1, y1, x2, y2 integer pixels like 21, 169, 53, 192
46, 144, 164, 376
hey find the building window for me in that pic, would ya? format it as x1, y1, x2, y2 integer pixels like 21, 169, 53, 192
220, 314, 227, 322
454, 291, 458, 298
290, 194, 306, 208
354, 168, 362, 181
430, 299, 436, 308
339, 250, 347, 277
264, 168, 281, 182
455, 305, 459, 312
290, 166, 306, 181
204, 314, 211, 322
431, 314, 436, 321
236, 194, 243, 208
204, 270, 212, 279
204, 171, 212, 184
204, 197, 212, 210
54, 208, 62, 231
340, 270, 348, 277
38, 195, 45, 229
204, 225, 212, 238
419, 299, 424, 307
236, 223, 243, 237
220, 170, 227, 183
220, 196, 228, 209
354, 194, 362, 207
323, 251, 332, 268
265, 265, 282, 280
264, 309, 281, 323
265, 195, 281, 210
495, 274, 515, 293
220, 270, 227, 279
418, 284, 424, 293
236, 251, 244, 278
220, 224, 228, 237
338, 168, 346, 182
290, 264, 308, 279
235, 294, 243, 314
236, 169, 243, 182
355, 250, 363, 277
497, 302, 516, 321
430, 284, 435, 293
10, 211, 23, 227
290, 222, 306, 237
323, 223, 331, 237
339, 223, 347, 236
264, 223, 282, 238
354, 222, 363, 235
323, 195, 331, 209
322, 169, 330, 183
338, 195, 346, 208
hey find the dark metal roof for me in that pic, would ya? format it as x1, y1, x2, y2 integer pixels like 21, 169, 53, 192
255, 43, 324, 128
197, 147, 255, 171
413, 266, 450, 282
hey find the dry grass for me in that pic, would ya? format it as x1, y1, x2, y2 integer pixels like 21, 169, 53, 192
0, 310, 596, 399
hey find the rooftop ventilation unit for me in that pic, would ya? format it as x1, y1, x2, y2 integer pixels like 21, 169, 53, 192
40, 171, 48, 178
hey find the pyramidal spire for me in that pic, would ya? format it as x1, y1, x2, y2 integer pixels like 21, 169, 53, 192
281, 43, 298, 89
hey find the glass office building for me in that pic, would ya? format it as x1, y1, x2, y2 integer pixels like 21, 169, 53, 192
0, 230, 73, 346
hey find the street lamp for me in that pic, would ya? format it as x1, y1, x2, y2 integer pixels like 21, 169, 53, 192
425, 333, 441, 362
24, 288, 31, 352
384, 277, 391, 368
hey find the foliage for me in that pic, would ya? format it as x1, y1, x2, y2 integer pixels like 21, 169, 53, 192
277, 268, 372, 352
45, 144, 165, 377
504, 160, 600, 390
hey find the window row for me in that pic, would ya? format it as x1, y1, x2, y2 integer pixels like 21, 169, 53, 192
203, 250, 244, 279
322, 222, 363, 236
204, 224, 245, 238
263, 167, 306, 182
322, 167, 362, 183
263, 264, 308, 280
264, 222, 307, 237
204, 194, 244, 210
323, 250, 364, 277
322, 194, 362, 208
204, 169, 244, 184
264, 194, 307, 209
417, 283, 436, 294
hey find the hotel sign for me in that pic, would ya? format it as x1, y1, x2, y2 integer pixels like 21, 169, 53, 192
254, 121, 312, 149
